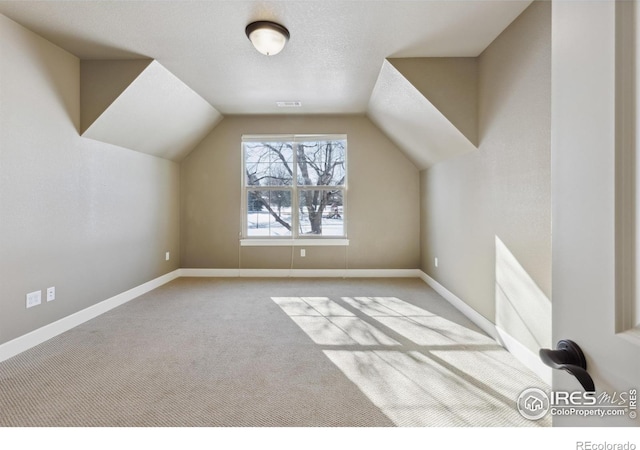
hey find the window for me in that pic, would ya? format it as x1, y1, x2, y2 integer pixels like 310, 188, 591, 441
242, 135, 347, 239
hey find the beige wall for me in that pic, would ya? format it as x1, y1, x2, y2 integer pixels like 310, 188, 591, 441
0, 15, 180, 345
387, 57, 478, 146
181, 115, 420, 269
80, 59, 152, 133
420, 1, 551, 353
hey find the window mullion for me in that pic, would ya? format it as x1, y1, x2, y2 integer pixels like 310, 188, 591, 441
292, 142, 299, 239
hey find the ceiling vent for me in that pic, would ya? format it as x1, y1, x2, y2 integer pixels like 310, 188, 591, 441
276, 101, 302, 108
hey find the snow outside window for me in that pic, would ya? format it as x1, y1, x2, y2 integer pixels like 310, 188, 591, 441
242, 135, 347, 239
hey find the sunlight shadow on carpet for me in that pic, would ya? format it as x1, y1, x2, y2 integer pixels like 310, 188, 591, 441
272, 295, 550, 427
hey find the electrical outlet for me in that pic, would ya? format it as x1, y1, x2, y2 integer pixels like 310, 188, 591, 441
300, 249, 306, 257
165, 251, 170, 261
26, 290, 42, 309
435, 257, 438, 268
47, 286, 55, 302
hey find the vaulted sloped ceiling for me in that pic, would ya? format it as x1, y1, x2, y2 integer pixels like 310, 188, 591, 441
0, 1, 531, 164
78, 55, 479, 166
80, 59, 153, 134
81, 60, 223, 161
367, 58, 478, 170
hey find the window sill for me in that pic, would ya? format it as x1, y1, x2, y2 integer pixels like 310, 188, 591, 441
240, 239, 349, 247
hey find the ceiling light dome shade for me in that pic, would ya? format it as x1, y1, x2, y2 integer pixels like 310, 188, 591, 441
246, 21, 290, 56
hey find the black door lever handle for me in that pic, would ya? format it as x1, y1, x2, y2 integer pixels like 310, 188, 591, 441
539, 340, 595, 392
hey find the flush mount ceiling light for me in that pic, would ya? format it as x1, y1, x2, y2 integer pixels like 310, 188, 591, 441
245, 21, 290, 56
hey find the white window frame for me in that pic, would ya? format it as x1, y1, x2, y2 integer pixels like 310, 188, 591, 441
241, 134, 348, 246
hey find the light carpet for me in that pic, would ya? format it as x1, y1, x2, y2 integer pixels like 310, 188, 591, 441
0, 277, 550, 427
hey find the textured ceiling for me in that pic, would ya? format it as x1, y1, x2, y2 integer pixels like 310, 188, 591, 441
0, 0, 532, 115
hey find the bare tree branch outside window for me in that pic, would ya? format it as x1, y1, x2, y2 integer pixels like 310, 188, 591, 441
243, 137, 346, 238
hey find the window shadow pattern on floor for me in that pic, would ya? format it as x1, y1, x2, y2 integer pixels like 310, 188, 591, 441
272, 295, 551, 427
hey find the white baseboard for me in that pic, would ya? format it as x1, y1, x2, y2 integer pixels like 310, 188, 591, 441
180, 268, 421, 278
418, 271, 499, 340
419, 271, 552, 385
0, 269, 181, 363
495, 326, 552, 385
1, 266, 551, 386
0, 268, 421, 362
179, 268, 242, 277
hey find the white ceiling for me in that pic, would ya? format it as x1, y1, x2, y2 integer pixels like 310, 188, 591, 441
0, 0, 532, 115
